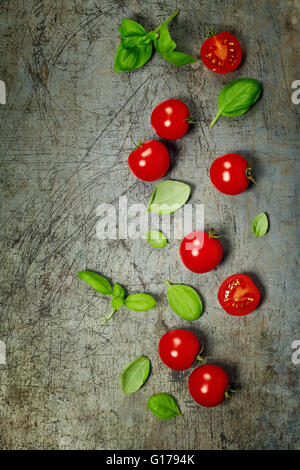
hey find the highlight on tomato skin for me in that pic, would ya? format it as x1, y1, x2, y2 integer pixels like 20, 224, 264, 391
218, 273, 261, 316
151, 99, 191, 140
200, 32, 242, 74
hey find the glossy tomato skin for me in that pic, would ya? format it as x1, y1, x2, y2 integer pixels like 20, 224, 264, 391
180, 231, 223, 273
210, 153, 250, 195
151, 99, 190, 140
128, 140, 170, 182
200, 32, 242, 74
218, 273, 261, 316
188, 365, 229, 407
159, 329, 200, 371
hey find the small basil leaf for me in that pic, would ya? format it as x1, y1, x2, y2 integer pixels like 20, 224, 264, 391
114, 42, 153, 73
147, 393, 182, 420
148, 180, 191, 214
210, 78, 262, 127
113, 283, 126, 299
146, 230, 168, 248
120, 357, 150, 394
118, 19, 147, 37
124, 293, 156, 311
111, 296, 124, 310
78, 271, 112, 295
251, 212, 269, 237
154, 24, 197, 66
121, 32, 156, 49
166, 281, 203, 321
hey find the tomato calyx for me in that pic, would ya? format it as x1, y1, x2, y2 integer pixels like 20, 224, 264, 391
195, 346, 204, 364
185, 115, 196, 124
130, 137, 145, 151
225, 387, 237, 400
246, 168, 256, 185
205, 30, 217, 38
208, 228, 222, 239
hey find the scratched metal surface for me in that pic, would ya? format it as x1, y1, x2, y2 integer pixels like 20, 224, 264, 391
0, 0, 299, 450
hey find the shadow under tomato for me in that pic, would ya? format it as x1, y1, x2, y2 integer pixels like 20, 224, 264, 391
242, 271, 266, 309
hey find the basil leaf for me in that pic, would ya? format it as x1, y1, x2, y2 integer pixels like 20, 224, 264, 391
147, 180, 191, 214
113, 283, 126, 299
166, 281, 203, 321
118, 19, 147, 38
111, 296, 124, 310
210, 78, 262, 128
251, 212, 269, 237
78, 271, 112, 295
120, 357, 150, 394
124, 293, 156, 311
148, 393, 182, 420
154, 24, 197, 66
114, 42, 153, 73
146, 230, 168, 248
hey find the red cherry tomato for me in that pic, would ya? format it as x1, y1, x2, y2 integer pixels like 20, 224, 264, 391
128, 140, 170, 182
158, 329, 200, 371
188, 364, 230, 407
200, 32, 242, 74
218, 273, 261, 316
180, 230, 223, 273
151, 99, 191, 140
210, 153, 254, 195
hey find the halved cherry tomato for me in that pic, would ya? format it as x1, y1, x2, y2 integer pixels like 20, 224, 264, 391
218, 273, 261, 316
200, 32, 242, 74
180, 230, 223, 273
128, 140, 170, 182
188, 364, 230, 407
159, 329, 200, 371
151, 99, 191, 140
210, 153, 255, 195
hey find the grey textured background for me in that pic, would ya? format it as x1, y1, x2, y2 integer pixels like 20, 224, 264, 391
0, 0, 299, 450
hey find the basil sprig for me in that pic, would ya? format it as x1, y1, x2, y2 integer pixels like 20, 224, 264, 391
251, 212, 269, 237
146, 230, 168, 248
121, 357, 151, 394
210, 78, 262, 128
148, 393, 182, 420
166, 281, 203, 321
148, 180, 191, 214
114, 10, 197, 73
78, 271, 156, 324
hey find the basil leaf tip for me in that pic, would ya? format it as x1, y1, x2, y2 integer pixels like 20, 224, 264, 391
154, 23, 197, 66
148, 180, 191, 214
251, 212, 269, 237
120, 357, 151, 394
166, 281, 203, 321
146, 230, 168, 248
148, 393, 182, 420
78, 270, 113, 295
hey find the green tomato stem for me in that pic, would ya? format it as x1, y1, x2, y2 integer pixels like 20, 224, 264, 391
154, 10, 180, 33
209, 110, 222, 128
102, 309, 116, 325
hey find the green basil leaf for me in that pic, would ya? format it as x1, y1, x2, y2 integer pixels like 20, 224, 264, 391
118, 19, 147, 38
147, 180, 191, 214
147, 393, 182, 420
154, 24, 197, 66
146, 230, 168, 248
251, 212, 269, 237
210, 78, 262, 128
120, 357, 150, 394
113, 283, 126, 299
78, 271, 112, 295
166, 281, 203, 321
124, 293, 156, 311
111, 296, 124, 310
114, 42, 153, 73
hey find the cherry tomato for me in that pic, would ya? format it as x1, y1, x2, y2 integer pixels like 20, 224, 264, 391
158, 329, 200, 371
210, 153, 254, 195
218, 273, 261, 316
151, 99, 191, 140
128, 140, 170, 182
200, 32, 242, 74
188, 365, 230, 407
180, 230, 223, 273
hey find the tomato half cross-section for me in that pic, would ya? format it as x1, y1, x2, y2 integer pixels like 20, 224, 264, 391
200, 32, 242, 73
158, 329, 201, 371
128, 140, 170, 181
180, 230, 223, 273
151, 99, 192, 140
188, 364, 230, 407
210, 153, 255, 195
218, 273, 261, 316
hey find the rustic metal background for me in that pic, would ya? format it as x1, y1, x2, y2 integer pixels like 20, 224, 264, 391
0, 0, 299, 450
